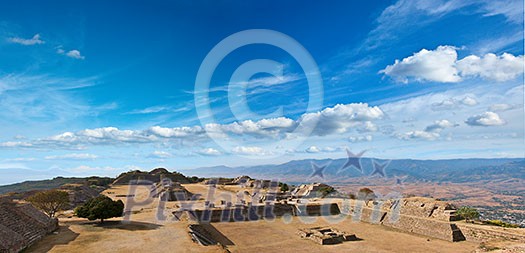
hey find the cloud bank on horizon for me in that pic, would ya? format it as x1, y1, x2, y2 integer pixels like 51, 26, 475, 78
0, 0, 523, 182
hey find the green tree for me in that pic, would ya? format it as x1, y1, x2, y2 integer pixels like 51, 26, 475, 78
279, 182, 289, 192
457, 206, 480, 222
75, 195, 124, 223
27, 190, 70, 217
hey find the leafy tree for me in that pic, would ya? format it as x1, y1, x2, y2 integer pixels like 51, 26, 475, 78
75, 195, 124, 223
279, 182, 289, 192
457, 206, 480, 222
27, 190, 70, 217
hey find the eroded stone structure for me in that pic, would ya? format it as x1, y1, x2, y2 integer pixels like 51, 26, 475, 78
0, 199, 58, 252
297, 227, 358, 245
346, 197, 466, 242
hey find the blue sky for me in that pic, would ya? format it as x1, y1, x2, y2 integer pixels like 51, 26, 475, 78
0, 0, 523, 184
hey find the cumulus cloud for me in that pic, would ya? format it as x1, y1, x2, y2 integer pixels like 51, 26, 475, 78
461, 96, 478, 106
457, 53, 524, 82
305, 146, 321, 153
380, 46, 461, 83
381, 45, 523, 83
397, 130, 440, 141
231, 146, 269, 156
66, 50, 85, 60
147, 151, 172, 159
396, 120, 458, 141
45, 153, 98, 160
465, 111, 506, 126
424, 120, 458, 132
0, 103, 384, 149
302, 146, 341, 153
196, 148, 222, 156
8, 34, 44, 45
57, 48, 85, 60
298, 103, 384, 136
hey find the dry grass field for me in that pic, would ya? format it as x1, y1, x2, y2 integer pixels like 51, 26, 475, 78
25, 184, 524, 253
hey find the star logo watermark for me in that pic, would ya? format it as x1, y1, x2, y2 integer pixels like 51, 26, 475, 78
394, 175, 408, 187
370, 159, 390, 178
337, 148, 366, 174
310, 161, 329, 179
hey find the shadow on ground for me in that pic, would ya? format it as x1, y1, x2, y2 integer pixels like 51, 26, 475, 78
87, 220, 162, 231
24, 225, 79, 253
200, 223, 235, 246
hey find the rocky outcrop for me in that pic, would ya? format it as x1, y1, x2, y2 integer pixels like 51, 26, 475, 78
0, 199, 58, 253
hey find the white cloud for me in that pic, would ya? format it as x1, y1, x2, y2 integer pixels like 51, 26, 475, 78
381, 46, 524, 83
397, 130, 440, 141
57, 48, 85, 60
147, 151, 172, 159
4, 157, 36, 162
465, 111, 506, 126
298, 103, 384, 136
0, 102, 385, 150
147, 126, 204, 138
424, 120, 458, 132
45, 153, 98, 160
461, 96, 478, 106
66, 50, 85, 60
8, 34, 44, 45
0, 141, 33, 147
431, 96, 478, 110
457, 53, 524, 82
348, 135, 373, 142
380, 45, 461, 83
231, 146, 270, 156
489, 103, 515, 111
68, 165, 126, 174
304, 146, 341, 153
305, 146, 321, 153
196, 148, 222, 156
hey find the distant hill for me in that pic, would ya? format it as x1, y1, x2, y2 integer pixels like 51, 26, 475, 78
112, 168, 203, 185
0, 176, 113, 195
180, 158, 525, 184
0, 168, 203, 195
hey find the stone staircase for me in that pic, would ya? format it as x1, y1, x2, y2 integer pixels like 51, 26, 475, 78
0, 199, 58, 253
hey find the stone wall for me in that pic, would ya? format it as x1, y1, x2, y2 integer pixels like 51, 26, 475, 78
179, 202, 340, 223
344, 198, 466, 242
458, 224, 525, 243
0, 199, 58, 253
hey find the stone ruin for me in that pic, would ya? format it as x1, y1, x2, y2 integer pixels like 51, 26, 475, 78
0, 198, 58, 252
347, 197, 466, 242
290, 183, 335, 198
151, 178, 191, 202
297, 227, 358, 245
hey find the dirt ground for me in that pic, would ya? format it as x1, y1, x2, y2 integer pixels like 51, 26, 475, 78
25, 184, 522, 253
